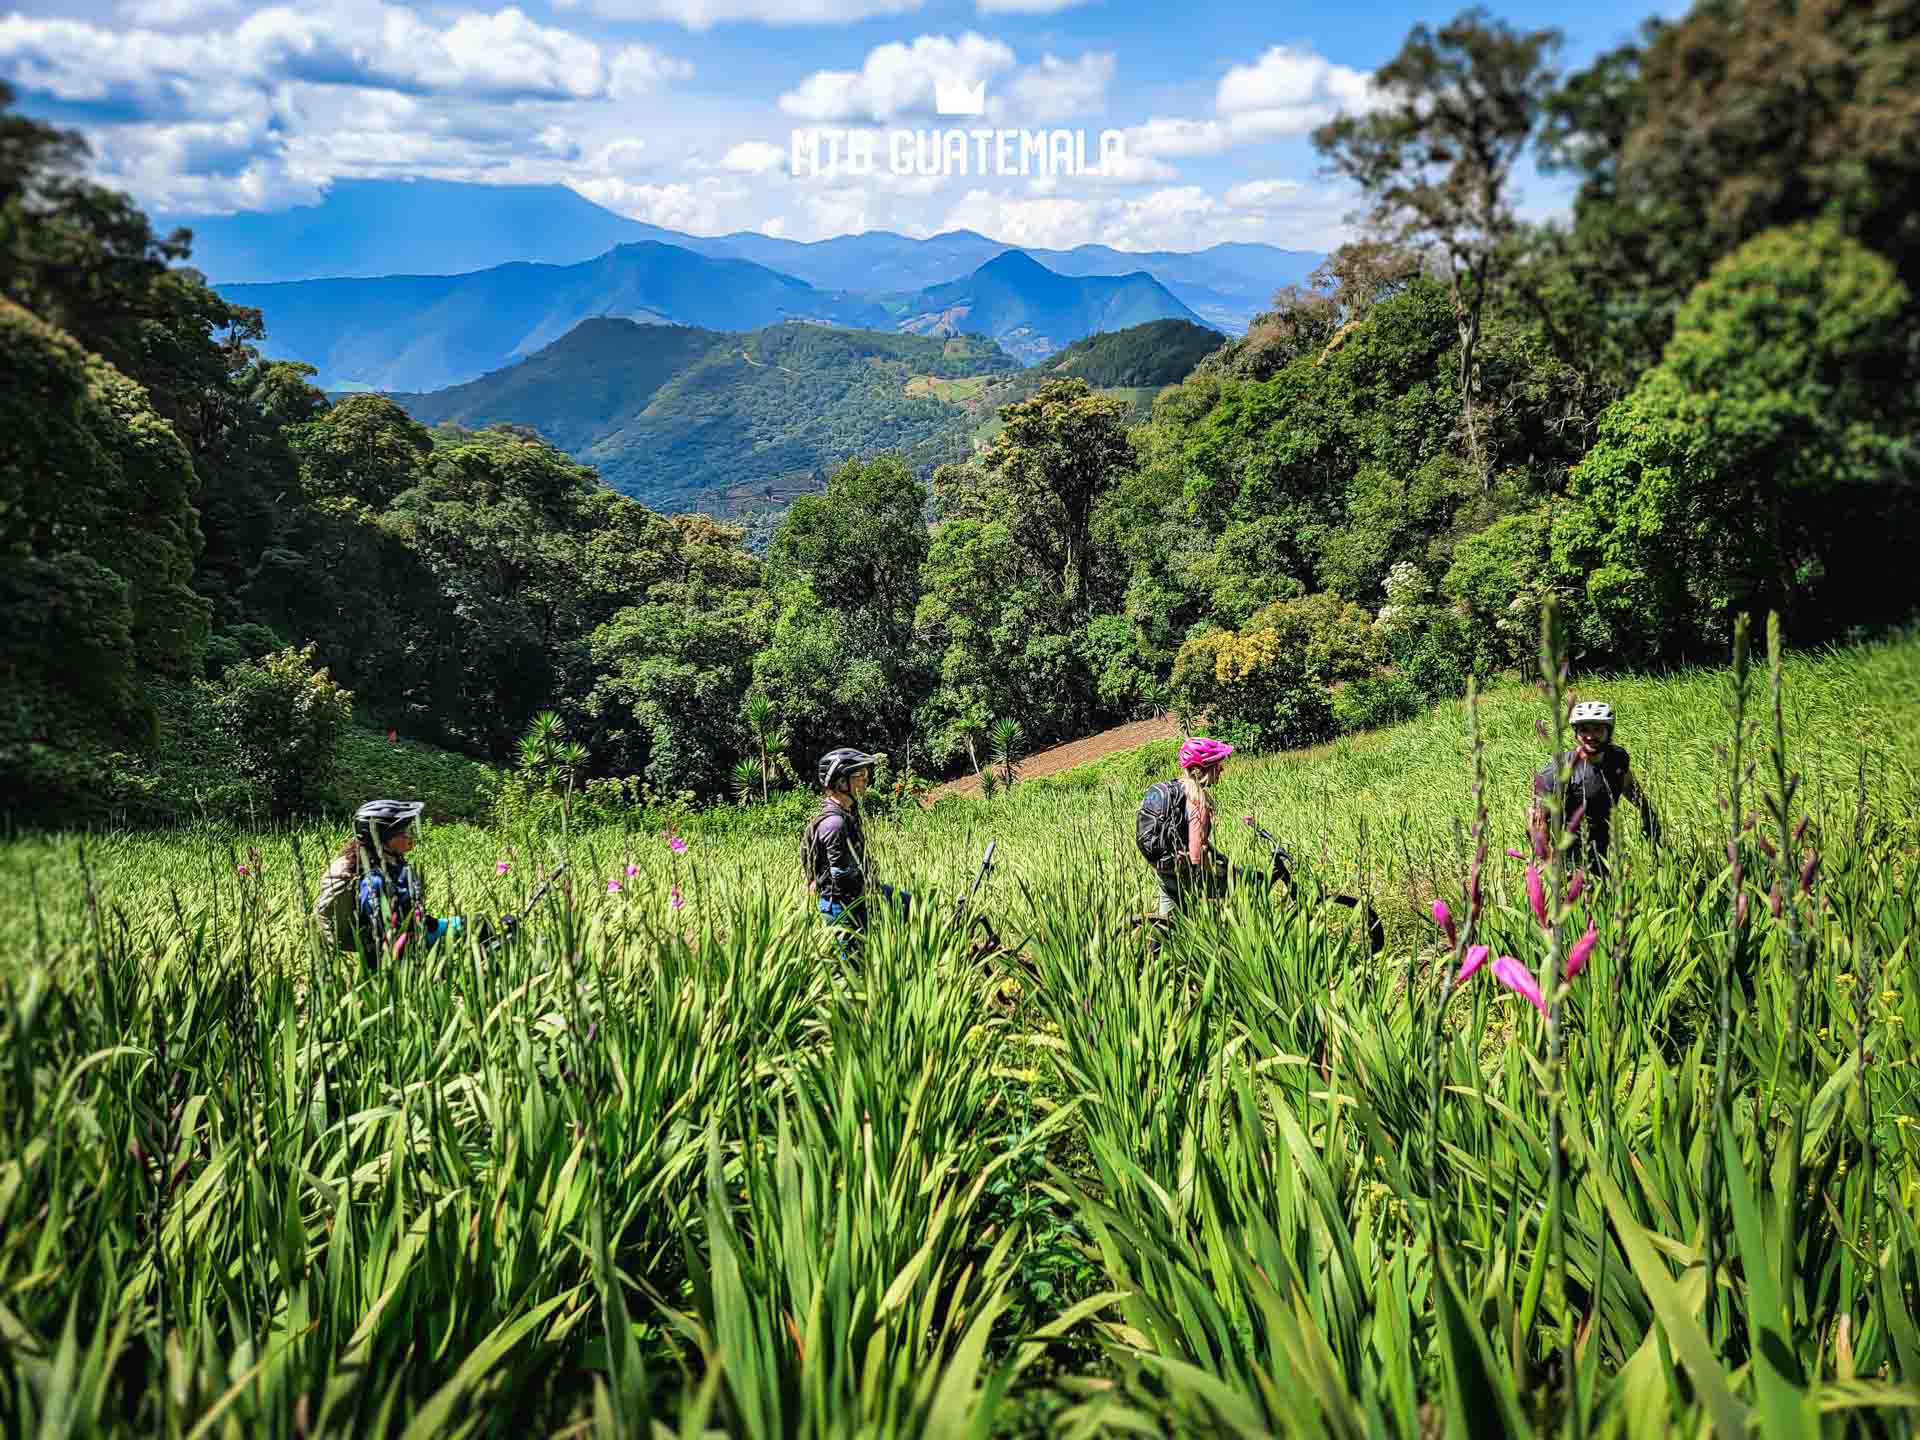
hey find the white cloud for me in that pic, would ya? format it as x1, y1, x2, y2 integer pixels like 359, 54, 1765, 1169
778, 32, 1014, 122
596, 138, 653, 175
572, 176, 737, 232
608, 45, 694, 99
1122, 44, 1378, 160
940, 179, 1354, 253
0, 5, 690, 109
552, 0, 924, 29
1006, 51, 1111, 123
1224, 179, 1305, 209
721, 140, 788, 174
1217, 45, 1375, 117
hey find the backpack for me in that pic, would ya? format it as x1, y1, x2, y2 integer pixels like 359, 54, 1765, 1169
800, 802, 845, 892
1135, 780, 1189, 868
313, 851, 365, 951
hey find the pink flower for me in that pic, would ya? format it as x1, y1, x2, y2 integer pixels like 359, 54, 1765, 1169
670, 886, 683, 911
1565, 801, 1586, 834
387, 729, 397, 745
1457, 944, 1491, 986
1566, 921, 1599, 979
669, 836, 688, 855
1493, 956, 1549, 1020
495, 861, 510, 875
236, 864, 252, 877
1507, 848, 1527, 860
1527, 864, 1548, 928
625, 863, 639, 877
1566, 869, 1586, 905
607, 879, 622, 894
1432, 899, 1457, 948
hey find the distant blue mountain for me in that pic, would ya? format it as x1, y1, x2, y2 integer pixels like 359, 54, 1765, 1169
159, 178, 686, 285
221, 242, 891, 392
164, 178, 1322, 330
894, 250, 1207, 364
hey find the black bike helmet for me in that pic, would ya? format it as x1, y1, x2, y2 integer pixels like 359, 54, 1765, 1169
818, 747, 878, 790
354, 798, 426, 852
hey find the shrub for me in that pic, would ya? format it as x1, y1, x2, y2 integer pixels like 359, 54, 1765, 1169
202, 644, 353, 819
1172, 593, 1382, 751
1331, 672, 1423, 734
329, 729, 502, 823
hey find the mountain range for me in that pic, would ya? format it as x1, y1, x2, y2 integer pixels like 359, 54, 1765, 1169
892, 250, 1205, 365
224, 243, 1207, 392
388, 317, 1220, 519
161, 178, 1321, 334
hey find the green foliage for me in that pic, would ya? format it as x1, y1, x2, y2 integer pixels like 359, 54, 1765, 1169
201, 644, 354, 818
1172, 592, 1386, 750
4, 629, 1920, 1432
1570, 221, 1917, 663
397, 321, 1018, 512
328, 728, 501, 823
290, 393, 431, 506
0, 295, 214, 823
918, 381, 1136, 757
758, 456, 930, 767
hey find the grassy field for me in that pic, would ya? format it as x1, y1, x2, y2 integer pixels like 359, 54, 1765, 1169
4, 619, 1919, 1436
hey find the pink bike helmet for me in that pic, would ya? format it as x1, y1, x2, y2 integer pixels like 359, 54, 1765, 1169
1179, 736, 1234, 770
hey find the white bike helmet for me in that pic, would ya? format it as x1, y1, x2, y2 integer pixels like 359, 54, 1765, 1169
1569, 701, 1613, 729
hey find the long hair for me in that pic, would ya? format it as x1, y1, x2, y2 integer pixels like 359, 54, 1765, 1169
1180, 765, 1218, 824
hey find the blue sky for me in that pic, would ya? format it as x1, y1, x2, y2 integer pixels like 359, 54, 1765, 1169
1, 0, 1683, 250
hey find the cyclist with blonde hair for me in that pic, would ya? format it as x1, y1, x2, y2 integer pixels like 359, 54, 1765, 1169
1135, 736, 1235, 918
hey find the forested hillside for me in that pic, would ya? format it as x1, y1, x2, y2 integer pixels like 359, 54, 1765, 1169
391, 321, 1017, 516
4, 0, 1918, 830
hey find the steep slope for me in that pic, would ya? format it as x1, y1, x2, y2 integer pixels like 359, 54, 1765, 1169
220, 243, 891, 391
390, 319, 1018, 512
894, 252, 1206, 363
948, 317, 1227, 438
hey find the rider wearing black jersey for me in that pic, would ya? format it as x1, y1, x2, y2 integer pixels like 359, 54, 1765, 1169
1530, 700, 1661, 869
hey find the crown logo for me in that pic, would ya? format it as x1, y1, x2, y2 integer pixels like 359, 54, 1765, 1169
935, 76, 987, 117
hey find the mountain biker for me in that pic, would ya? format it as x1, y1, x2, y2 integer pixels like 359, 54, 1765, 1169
802, 746, 909, 956
313, 799, 508, 962
1142, 736, 1235, 918
1530, 700, 1661, 871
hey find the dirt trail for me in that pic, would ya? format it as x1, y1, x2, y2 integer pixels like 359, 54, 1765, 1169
926, 714, 1184, 801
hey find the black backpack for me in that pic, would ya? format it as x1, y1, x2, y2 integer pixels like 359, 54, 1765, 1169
1135, 780, 1188, 867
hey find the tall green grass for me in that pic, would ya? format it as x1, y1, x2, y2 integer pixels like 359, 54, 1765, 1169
3, 619, 1918, 1436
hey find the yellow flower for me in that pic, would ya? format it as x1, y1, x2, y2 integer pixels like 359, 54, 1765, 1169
1835, 973, 1856, 988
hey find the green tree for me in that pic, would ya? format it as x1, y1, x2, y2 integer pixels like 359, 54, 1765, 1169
202, 644, 353, 818
587, 514, 767, 798
1314, 8, 1563, 485
939, 379, 1133, 613
1, 297, 210, 790
1569, 220, 1918, 661
291, 395, 434, 508
758, 456, 932, 765
1171, 592, 1385, 751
